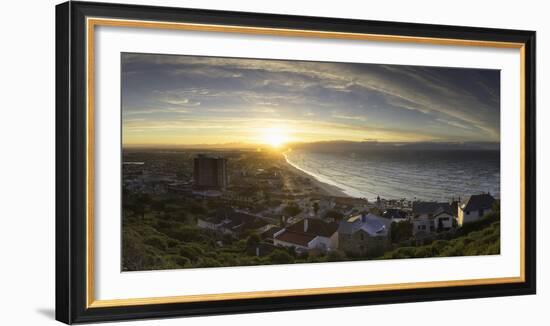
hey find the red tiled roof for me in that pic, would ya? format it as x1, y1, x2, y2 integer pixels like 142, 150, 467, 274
286, 219, 338, 238
275, 230, 316, 247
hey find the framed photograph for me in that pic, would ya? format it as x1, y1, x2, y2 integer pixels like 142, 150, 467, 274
56, 1, 536, 324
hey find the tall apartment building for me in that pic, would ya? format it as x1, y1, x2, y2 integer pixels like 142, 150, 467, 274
193, 154, 228, 190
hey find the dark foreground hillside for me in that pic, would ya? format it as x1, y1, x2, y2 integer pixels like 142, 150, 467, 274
382, 215, 500, 259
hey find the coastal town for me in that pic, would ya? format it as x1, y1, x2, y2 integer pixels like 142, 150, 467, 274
122, 148, 501, 271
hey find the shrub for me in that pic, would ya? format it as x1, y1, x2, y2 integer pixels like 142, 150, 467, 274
171, 256, 190, 267
389, 247, 416, 259
163, 226, 203, 242
431, 240, 449, 255
283, 203, 301, 217
189, 203, 206, 215
327, 250, 346, 262
268, 249, 295, 264
413, 247, 431, 258
391, 221, 413, 243
166, 238, 179, 248
169, 212, 187, 223
197, 257, 222, 268
179, 244, 204, 261
323, 209, 344, 221
144, 235, 168, 251
122, 229, 147, 271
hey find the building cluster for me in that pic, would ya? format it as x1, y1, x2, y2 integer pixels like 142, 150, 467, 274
411, 193, 496, 236
198, 192, 497, 258
126, 151, 498, 259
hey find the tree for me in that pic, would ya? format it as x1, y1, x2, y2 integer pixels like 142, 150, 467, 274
133, 202, 146, 220
324, 209, 344, 221
151, 200, 166, 213
246, 234, 261, 249
133, 193, 151, 219
139, 193, 152, 204
122, 185, 131, 203
390, 220, 413, 243
327, 250, 345, 262
313, 202, 320, 216
283, 202, 302, 217
492, 200, 501, 215
189, 202, 206, 215
143, 235, 168, 251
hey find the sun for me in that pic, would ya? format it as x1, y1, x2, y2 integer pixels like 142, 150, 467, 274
261, 126, 289, 148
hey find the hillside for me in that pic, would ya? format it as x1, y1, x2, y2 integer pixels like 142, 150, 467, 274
382, 217, 500, 259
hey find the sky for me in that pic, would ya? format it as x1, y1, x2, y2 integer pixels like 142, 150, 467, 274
121, 52, 500, 148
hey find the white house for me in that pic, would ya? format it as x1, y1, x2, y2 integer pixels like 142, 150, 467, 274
197, 216, 225, 231
458, 193, 496, 226
273, 218, 339, 252
432, 206, 454, 231
411, 202, 455, 235
197, 208, 271, 235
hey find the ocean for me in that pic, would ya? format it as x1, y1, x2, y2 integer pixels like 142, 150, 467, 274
284, 149, 500, 201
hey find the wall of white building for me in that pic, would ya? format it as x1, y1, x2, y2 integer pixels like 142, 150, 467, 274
458, 207, 491, 226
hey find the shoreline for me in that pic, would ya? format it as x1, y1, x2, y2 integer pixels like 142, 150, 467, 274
282, 152, 352, 198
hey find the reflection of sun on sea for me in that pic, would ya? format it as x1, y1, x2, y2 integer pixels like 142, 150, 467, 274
261, 126, 289, 149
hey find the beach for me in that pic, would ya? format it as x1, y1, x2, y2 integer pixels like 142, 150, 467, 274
282, 152, 351, 198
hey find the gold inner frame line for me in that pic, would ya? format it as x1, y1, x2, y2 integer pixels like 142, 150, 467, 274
85, 17, 527, 309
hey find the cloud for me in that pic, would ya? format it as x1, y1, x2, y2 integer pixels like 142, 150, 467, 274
332, 114, 367, 122
121, 53, 500, 144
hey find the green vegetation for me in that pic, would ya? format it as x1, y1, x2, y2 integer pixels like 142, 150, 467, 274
122, 208, 338, 270
122, 149, 501, 271
323, 209, 344, 221
122, 193, 329, 270
123, 192, 501, 270
283, 202, 302, 217
382, 215, 500, 259
390, 220, 413, 244
313, 202, 320, 215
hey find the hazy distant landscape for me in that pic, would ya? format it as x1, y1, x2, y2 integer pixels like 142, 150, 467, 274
121, 53, 501, 271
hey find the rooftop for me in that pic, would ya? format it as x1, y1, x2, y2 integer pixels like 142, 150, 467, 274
461, 193, 496, 212
209, 208, 269, 232
433, 205, 454, 217
274, 230, 317, 247
286, 218, 338, 238
338, 213, 391, 236
382, 208, 407, 220
412, 201, 452, 216
261, 226, 283, 239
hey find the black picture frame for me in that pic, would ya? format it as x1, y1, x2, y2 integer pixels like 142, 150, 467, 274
56, 1, 536, 324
